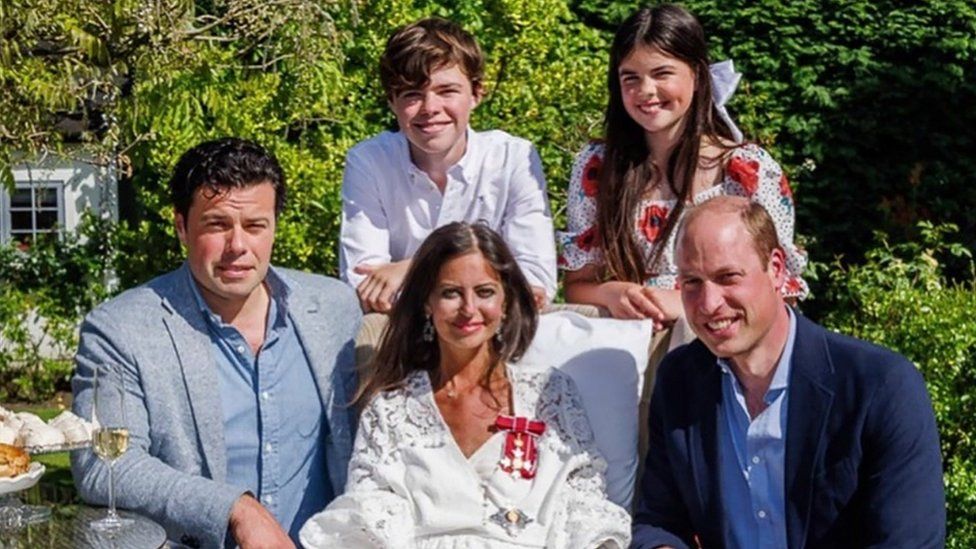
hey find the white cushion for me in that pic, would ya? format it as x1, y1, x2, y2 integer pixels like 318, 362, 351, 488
518, 311, 654, 509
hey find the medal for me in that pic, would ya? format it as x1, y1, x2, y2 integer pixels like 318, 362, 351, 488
495, 415, 546, 479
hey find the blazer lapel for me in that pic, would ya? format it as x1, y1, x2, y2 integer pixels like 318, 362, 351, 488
687, 344, 725, 545
161, 267, 227, 482
289, 293, 334, 409
784, 314, 835, 549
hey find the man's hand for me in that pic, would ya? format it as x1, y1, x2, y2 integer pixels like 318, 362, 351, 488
228, 494, 295, 549
354, 259, 412, 313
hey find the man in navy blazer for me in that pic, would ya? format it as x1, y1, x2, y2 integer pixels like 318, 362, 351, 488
632, 196, 944, 549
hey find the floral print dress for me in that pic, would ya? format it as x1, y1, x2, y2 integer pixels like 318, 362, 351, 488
558, 142, 809, 299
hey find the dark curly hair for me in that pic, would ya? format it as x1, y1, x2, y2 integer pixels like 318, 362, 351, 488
169, 137, 286, 222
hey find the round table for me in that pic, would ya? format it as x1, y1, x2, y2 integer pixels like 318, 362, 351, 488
0, 506, 166, 548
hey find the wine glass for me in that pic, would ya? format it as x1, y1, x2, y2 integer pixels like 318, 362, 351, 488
89, 362, 134, 532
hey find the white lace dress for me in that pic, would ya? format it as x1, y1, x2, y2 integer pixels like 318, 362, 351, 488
299, 365, 631, 548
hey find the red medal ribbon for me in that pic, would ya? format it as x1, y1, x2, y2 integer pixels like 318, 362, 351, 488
495, 415, 546, 479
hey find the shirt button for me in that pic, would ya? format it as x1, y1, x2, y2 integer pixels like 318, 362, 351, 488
262, 495, 273, 505
236, 345, 245, 354
261, 391, 270, 401
757, 510, 767, 519
752, 456, 761, 464
265, 443, 273, 453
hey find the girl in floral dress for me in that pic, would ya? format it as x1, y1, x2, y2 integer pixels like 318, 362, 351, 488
559, 4, 808, 324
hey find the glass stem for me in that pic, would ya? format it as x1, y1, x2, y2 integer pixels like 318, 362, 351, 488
107, 460, 117, 520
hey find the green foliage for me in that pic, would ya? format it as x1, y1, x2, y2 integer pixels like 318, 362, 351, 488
113, 0, 608, 282
572, 0, 976, 301
0, 287, 77, 403
0, 214, 115, 401
822, 222, 976, 547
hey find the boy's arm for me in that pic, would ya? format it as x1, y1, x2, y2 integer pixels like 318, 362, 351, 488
339, 149, 394, 290
502, 144, 557, 301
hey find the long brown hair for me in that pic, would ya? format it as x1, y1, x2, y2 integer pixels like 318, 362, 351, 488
597, 4, 737, 283
354, 222, 538, 408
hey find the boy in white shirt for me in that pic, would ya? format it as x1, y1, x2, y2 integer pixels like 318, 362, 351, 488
340, 17, 557, 313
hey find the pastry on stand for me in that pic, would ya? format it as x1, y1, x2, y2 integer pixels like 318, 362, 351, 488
0, 443, 50, 529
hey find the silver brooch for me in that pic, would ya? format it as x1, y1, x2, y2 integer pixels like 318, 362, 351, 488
489, 507, 533, 537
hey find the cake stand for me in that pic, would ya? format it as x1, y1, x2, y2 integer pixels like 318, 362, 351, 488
0, 462, 50, 529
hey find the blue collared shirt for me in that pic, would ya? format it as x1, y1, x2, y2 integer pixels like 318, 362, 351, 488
717, 308, 797, 549
187, 267, 332, 545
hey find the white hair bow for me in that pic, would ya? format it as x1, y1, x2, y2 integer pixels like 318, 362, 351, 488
710, 60, 743, 143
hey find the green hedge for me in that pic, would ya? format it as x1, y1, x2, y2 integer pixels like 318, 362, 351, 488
823, 223, 976, 547
574, 0, 976, 294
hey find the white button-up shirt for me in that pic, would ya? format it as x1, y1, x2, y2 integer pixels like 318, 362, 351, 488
339, 128, 557, 298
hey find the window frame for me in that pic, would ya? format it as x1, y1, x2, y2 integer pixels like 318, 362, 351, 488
1, 178, 66, 245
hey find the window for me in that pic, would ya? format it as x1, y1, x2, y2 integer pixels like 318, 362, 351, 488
1, 180, 65, 245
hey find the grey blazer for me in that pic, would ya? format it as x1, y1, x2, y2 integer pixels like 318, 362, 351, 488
70, 264, 361, 548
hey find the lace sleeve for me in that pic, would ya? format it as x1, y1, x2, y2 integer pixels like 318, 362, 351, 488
725, 145, 810, 299
557, 142, 605, 271
299, 393, 415, 549
542, 372, 632, 549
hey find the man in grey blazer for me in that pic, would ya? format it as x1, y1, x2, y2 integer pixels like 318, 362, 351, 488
71, 138, 361, 548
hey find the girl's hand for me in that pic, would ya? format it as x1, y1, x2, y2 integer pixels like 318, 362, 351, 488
597, 281, 661, 320
640, 287, 683, 330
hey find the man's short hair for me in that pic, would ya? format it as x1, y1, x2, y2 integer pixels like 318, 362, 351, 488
169, 138, 286, 221
678, 196, 781, 265
379, 17, 484, 99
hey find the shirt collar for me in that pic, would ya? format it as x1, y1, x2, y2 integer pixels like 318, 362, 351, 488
398, 127, 476, 187
717, 306, 797, 396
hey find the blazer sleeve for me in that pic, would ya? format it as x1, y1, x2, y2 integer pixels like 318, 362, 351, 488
858, 358, 945, 547
70, 307, 246, 549
631, 360, 695, 549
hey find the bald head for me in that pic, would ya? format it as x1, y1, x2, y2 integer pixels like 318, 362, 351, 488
676, 196, 781, 267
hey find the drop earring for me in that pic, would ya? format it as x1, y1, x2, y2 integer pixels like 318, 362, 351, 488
423, 314, 435, 342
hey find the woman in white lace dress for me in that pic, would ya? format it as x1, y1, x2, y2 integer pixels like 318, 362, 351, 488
301, 222, 630, 548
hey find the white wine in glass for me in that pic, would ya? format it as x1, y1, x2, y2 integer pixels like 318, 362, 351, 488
89, 363, 135, 532
93, 428, 130, 461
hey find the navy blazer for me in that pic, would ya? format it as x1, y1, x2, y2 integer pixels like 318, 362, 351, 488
632, 313, 945, 549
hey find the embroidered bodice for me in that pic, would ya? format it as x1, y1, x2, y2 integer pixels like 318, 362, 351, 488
300, 365, 631, 548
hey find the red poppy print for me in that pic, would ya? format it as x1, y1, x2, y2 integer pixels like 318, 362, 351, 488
640, 205, 669, 243
783, 277, 803, 295
779, 173, 793, 199
576, 226, 598, 251
727, 157, 761, 196
581, 154, 602, 197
